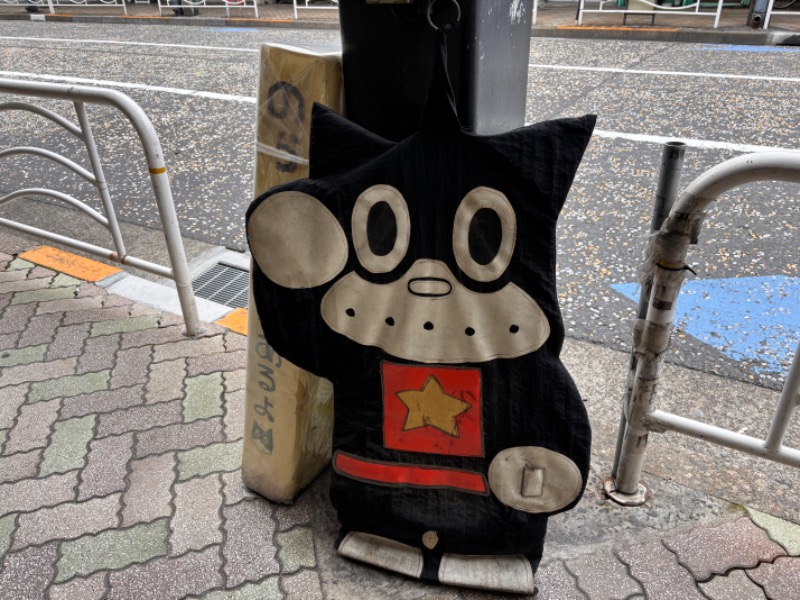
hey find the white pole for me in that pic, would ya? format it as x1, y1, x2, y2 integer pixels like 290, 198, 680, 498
764, 0, 775, 29
609, 151, 800, 503
0, 79, 203, 336
713, 0, 724, 28
764, 340, 800, 452
75, 101, 129, 261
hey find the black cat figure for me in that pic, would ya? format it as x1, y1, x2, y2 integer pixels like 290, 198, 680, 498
247, 35, 594, 594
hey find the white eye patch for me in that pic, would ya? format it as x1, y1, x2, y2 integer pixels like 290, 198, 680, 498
453, 187, 517, 283
351, 184, 411, 274
248, 191, 348, 289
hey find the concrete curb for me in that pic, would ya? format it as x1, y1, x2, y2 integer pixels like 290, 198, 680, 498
4, 12, 340, 29
536, 25, 800, 45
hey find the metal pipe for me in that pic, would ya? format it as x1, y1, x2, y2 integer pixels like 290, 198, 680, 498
713, 0, 724, 28
0, 188, 109, 226
651, 142, 686, 232
0, 147, 96, 183
613, 233, 690, 498
765, 0, 775, 29
0, 219, 112, 256
648, 410, 800, 468
764, 340, 800, 452
150, 168, 203, 336
578, 0, 725, 25
117, 254, 174, 279
612, 141, 685, 479
0, 218, 175, 279
610, 151, 800, 502
664, 152, 800, 238
75, 101, 128, 264
0, 102, 83, 139
0, 78, 202, 336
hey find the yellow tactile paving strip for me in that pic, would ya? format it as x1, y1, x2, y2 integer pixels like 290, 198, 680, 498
19, 245, 250, 336
19, 246, 122, 282
215, 307, 248, 336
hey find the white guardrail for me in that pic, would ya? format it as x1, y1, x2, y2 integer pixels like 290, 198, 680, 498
577, 0, 793, 29
291, 0, 338, 20
577, 0, 727, 28
0, 78, 202, 336
2, 0, 128, 14
1, 0, 260, 17
605, 151, 800, 505
766, 1, 800, 28
156, 0, 259, 18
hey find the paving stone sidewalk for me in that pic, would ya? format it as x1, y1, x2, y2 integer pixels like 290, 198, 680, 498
1, 244, 800, 599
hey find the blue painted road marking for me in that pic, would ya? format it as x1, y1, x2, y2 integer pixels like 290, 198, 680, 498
700, 44, 800, 54
612, 276, 799, 376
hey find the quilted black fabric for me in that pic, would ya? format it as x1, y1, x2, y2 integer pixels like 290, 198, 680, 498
247, 31, 595, 578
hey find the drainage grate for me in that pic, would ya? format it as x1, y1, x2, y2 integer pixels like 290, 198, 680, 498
191, 263, 249, 309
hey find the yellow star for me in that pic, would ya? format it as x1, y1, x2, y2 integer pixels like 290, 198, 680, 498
397, 376, 471, 437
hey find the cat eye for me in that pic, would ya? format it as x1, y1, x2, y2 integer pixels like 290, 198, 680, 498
352, 184, 410, 274
453, 187, 516, 282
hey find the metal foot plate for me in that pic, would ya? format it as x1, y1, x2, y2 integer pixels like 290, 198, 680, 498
603, 477, 650, 506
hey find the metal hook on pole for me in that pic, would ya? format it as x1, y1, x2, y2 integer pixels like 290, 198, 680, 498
427, 0, 461, 31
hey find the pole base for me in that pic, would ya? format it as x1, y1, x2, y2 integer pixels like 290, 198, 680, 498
603, 477, 650, 506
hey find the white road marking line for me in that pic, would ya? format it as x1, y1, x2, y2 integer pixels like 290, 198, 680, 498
529, 63, 800, 85
0, 70, 256, 104
4, 71, 795, 154
0, 36, 800, 83
2, 36, 798, 85
0, 36, 259, 53
592, 129, 800, 154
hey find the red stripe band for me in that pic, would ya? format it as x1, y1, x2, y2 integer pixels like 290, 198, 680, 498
333, 451, 488, 495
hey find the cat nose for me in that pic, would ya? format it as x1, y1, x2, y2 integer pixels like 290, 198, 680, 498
405, 260, 454, 298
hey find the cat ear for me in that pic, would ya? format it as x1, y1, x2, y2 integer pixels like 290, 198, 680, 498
309, 103, 396, 178
247, 190, 348, 290
480, 115, 597, 215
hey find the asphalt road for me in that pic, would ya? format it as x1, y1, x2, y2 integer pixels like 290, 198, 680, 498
1, 21, 798, 392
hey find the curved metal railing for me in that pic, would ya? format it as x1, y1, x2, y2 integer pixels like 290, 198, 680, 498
0, 78, 202, 336
156, 0, 259, 18
2, 0, 128, 15
605, 151, 800, 505
577, 0, 726, 28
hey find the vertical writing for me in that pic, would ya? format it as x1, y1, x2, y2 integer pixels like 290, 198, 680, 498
250, 335, 283, 454
266, 81, 306, 173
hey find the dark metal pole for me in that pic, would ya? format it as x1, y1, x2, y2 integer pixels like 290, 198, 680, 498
611, 141, 686, 481
747, 0, 772, 29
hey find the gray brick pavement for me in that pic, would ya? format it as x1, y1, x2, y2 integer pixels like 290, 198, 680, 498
1, 248, 798, 599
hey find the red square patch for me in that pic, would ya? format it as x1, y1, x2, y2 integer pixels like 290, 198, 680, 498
382, 362, 483, 457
